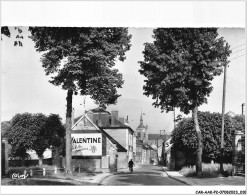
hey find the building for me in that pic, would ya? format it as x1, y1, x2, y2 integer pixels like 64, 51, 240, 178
135, 140, 143, 164
147, 134, 163, 164
136, 111, 148, 143
161, 137, 173, 168
71, 107, 135, 170
96, 109, 135, 168
66, 110, 128, 172
135, 111, 158, 165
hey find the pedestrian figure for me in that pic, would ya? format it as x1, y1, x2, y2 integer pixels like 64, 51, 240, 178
128, 159, 134, 173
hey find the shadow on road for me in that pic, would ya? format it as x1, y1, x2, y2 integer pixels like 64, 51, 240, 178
107, 171, 183, 186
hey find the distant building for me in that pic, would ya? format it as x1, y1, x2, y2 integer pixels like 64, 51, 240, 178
135, 140, 143, 164
136, 112, 148, 143
135, 111, 158, 165
148, 134, 163, 164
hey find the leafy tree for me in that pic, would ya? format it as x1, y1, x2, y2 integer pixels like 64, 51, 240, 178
171, 112, 244, 165
1, 121, 11, 139
6, 113, 65, 165
1, 26, 11, 39
232, 115, 245, 132
28, 27, 131, 174
1, 26, 23, 46
139, 28, 231, 176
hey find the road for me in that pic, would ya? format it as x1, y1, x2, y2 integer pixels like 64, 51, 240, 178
100, 165, 186, 186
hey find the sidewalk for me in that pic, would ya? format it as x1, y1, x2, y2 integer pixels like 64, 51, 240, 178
162, 167, 245, 186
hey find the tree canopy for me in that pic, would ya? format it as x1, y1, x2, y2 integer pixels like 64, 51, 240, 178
6, 113, 65, 163
29, 27, 131, 106
139, 28, 231, 114
1, 121, 11, 139
1, 26, 11, 38
139, 28, 231, 176
1, 26, 23, 46
171, 112, 245, 163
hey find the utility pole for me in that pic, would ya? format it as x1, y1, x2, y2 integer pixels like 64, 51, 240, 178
220, 64, 227, 173
156, 139, 159, 164
174, 109, 176, 130
241, 103, 245, 115
160, 130, 166, 165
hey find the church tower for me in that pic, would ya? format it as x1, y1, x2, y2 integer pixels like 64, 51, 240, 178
136, 110, 148, 143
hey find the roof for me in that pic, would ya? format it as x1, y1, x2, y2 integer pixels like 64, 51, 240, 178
148, 133, 171, 140
148, 134, 161, 140
142, 144, 154, 150
74, 108, 110, 124
74, 115, 82, 124
91, 107, 111, 115
137, 124, 146, 129
100, 129, 127, 152
101, 126, 134, 133
116, 119, 128, 127
74, 108, 133, 131
72, 111, 127, 153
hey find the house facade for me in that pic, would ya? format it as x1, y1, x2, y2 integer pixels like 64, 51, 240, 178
71, 107, 135, 170
68, 112, 127, 172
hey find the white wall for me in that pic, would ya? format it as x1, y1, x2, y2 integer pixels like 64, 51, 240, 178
117, 152, 128, 169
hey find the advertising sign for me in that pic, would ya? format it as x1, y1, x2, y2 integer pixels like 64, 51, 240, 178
165, 138, 173, 152
71, 133, 102, 156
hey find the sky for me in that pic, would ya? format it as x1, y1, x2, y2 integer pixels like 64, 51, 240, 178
1, 27, 245, 135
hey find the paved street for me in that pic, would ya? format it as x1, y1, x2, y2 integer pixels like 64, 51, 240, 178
101, 165, 186, 186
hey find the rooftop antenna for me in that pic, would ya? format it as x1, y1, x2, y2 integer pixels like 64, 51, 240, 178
80, 96, 86, 114
84, 96, 86, 114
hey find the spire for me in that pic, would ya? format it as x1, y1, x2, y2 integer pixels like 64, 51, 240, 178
140, 109, 143, 125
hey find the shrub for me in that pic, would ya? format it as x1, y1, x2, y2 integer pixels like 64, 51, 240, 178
172, 112, 245, 164
179, 163, 232, 178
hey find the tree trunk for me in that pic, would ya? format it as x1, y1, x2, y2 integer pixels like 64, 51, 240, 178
192, 106, 203, 177
38, 156, 43, 166
65, 89, 73, 175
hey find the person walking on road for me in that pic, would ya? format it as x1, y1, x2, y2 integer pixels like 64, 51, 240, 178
128, 159, 134, 173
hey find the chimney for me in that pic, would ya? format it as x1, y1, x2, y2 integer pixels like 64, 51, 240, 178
98, 112, 103, 127
111, 110, 119, 127
119, 117, 124, 125
86, 110, 94, 122
124, 115, 129, 126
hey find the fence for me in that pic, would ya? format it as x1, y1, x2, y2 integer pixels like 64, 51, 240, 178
8, 166, 65, 178
7, 164, 91, 178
